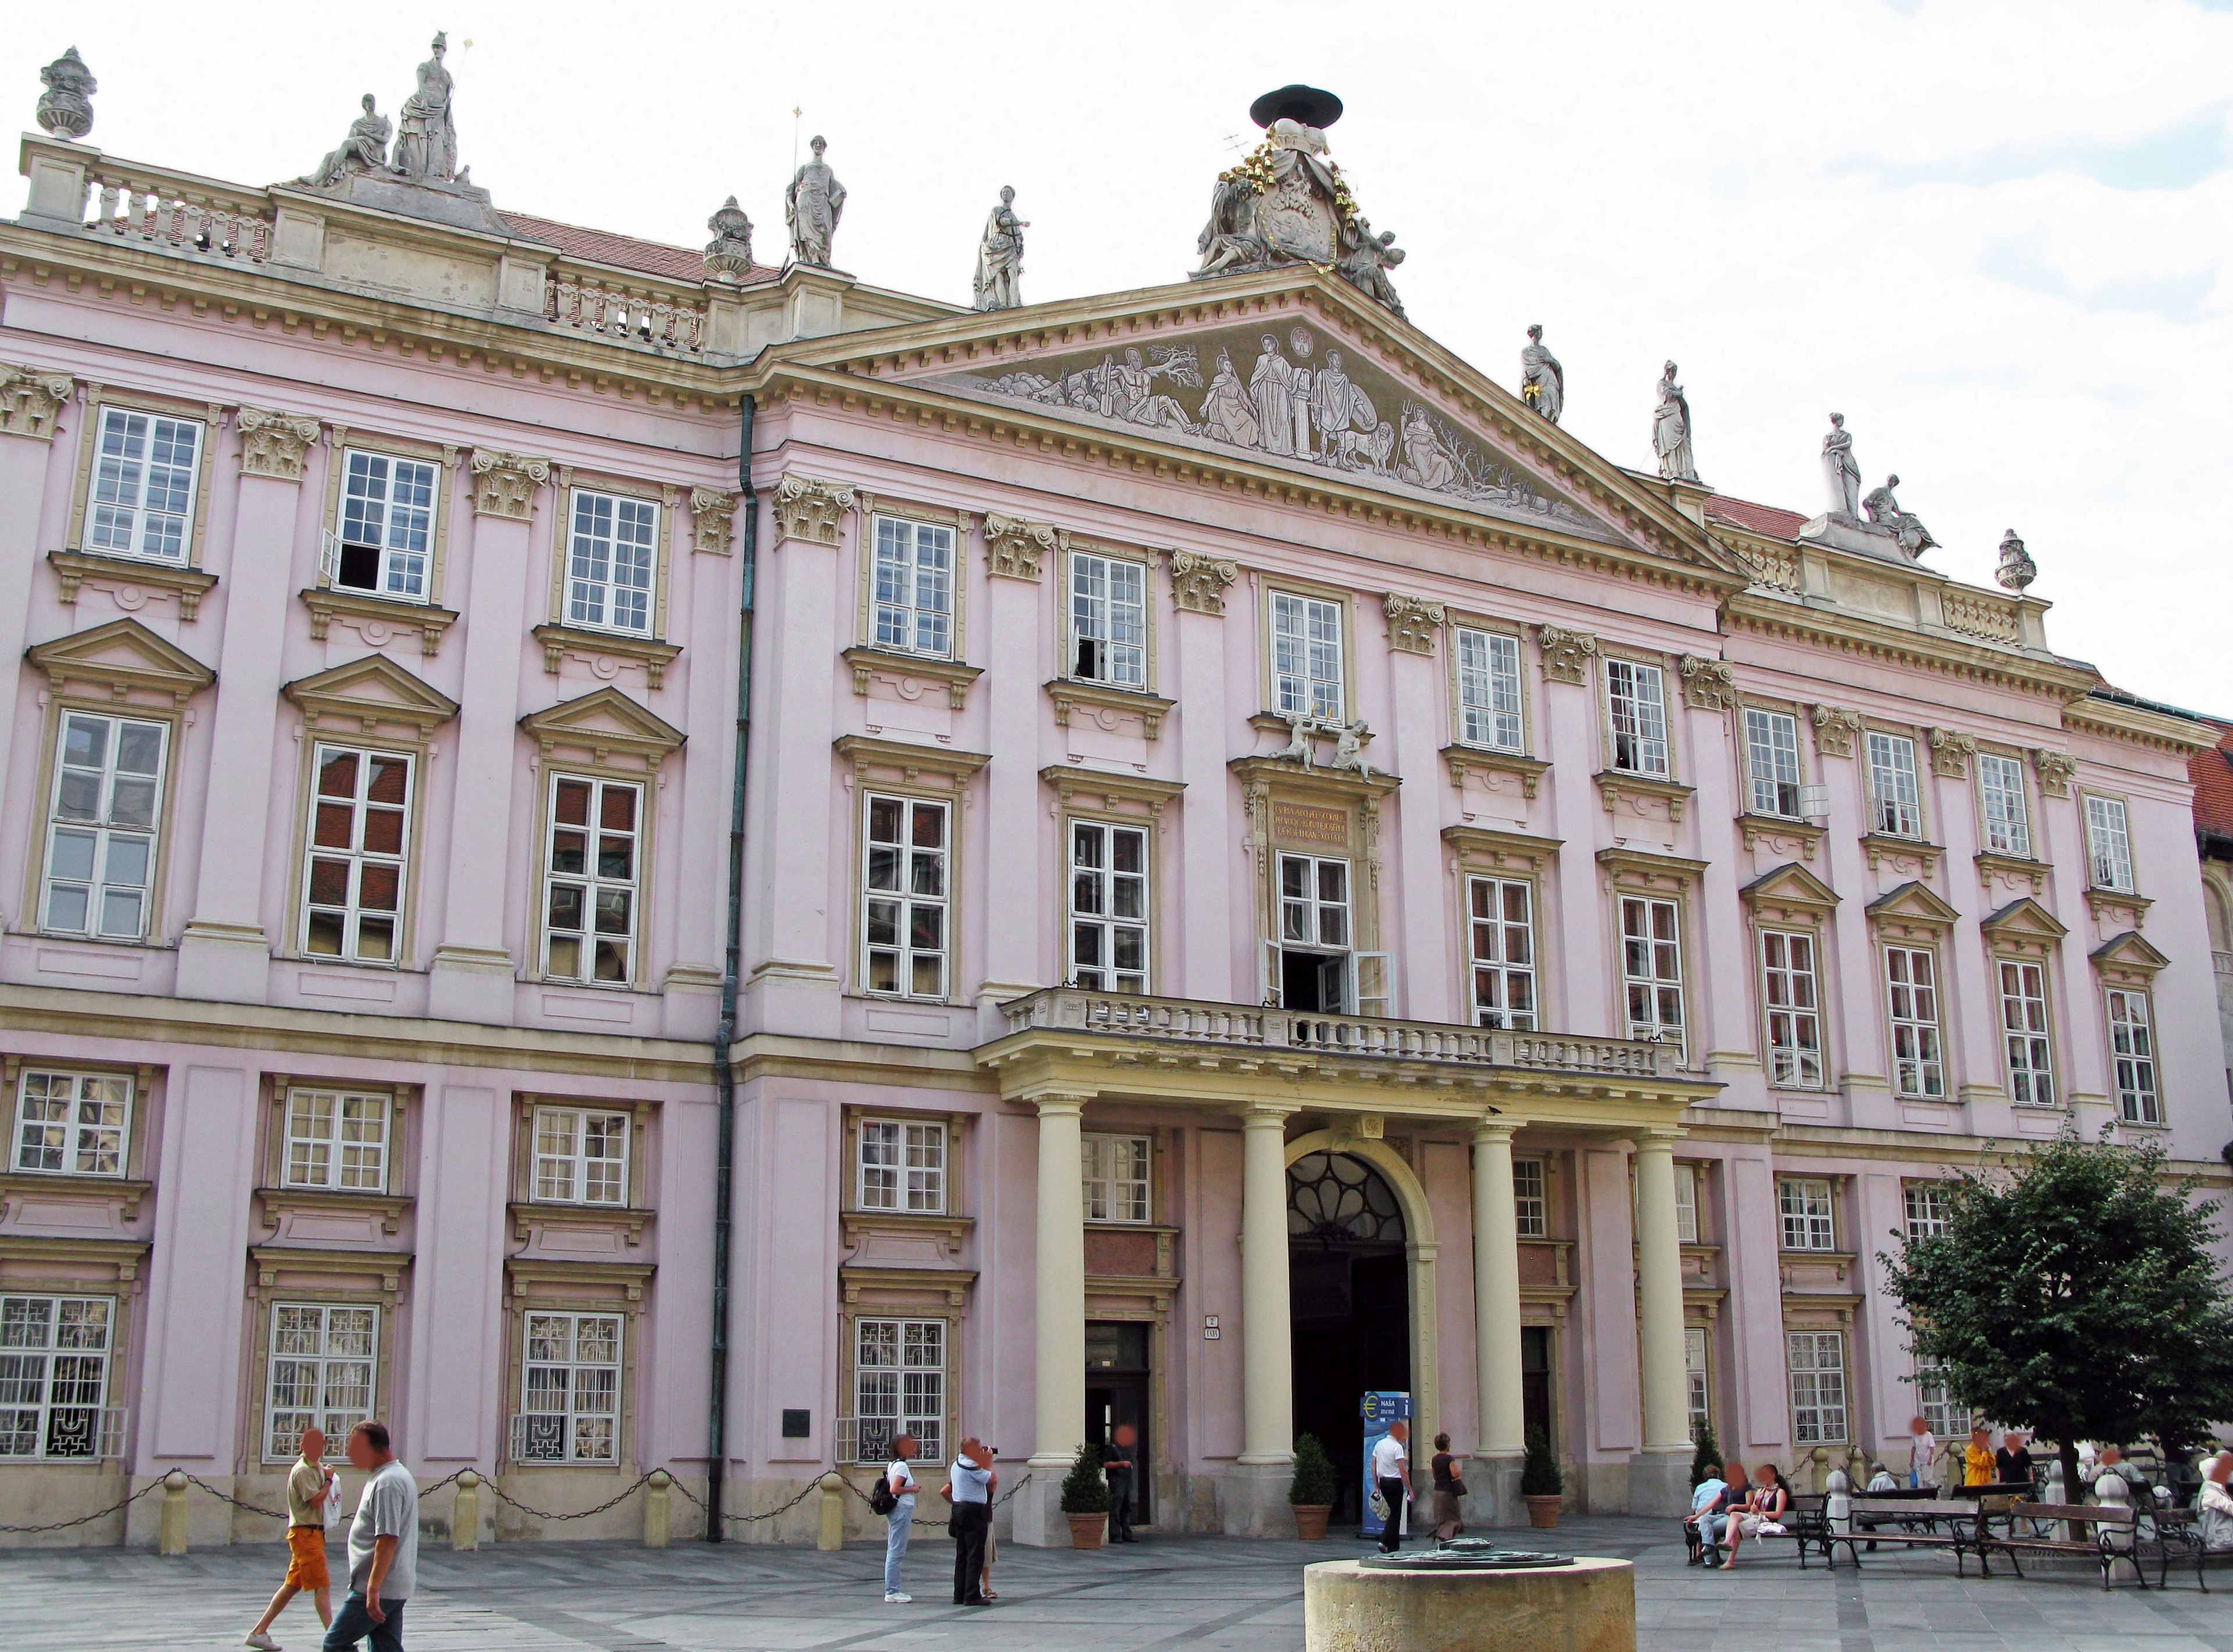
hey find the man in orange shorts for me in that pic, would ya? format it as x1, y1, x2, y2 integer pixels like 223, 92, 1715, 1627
245, 1425, 336, 1650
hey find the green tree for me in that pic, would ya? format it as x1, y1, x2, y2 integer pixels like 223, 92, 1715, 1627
1878, 1130, 2233, 1503
1690, 1418, 1723, 1489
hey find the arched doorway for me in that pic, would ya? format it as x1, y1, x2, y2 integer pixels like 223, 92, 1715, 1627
1287, 1150, 1411, 1525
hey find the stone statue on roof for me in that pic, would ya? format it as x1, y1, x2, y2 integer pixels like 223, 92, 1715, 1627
1995, 529, 2036, 592
786, 136, 847, 268
394, 33, 459, 182
1862, 474, 1938, 557
1336, 219, 1406, 318
972, 186, 1028, 312
300, 95, 395, 189
703, 197, 755, 283
1520, 326, 1563, 424
36, 47, 97, 140
1653, 361, 1698, 482
1821, 413, 1862, 517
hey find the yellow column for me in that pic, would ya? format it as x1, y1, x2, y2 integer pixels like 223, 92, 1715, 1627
1030, 1093, 1089, 1471
1633, 1129, 1691, 1453
1471, 1121, 1526, 1456
1238, 1104, 1297, 1465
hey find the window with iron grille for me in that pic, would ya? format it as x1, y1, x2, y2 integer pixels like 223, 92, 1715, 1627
567, 489, 657, 636
516, 1312, 620, 1464
264, 1303, 375, 1462
1885, 947, 1945, 1099
1620, 895, 1685, 1054
872, 515, 955, 658
2084, 795, 2135, 892
542, 775, 640, 986
1082, 1133, 1151, 1223
1999, 960, 2054, 1107
1454, 626, 1524, 751
0, 1294, 113, 1460
1788, 1331, 1848, 1443
1606, 658, 1670, 777
1512, 1158, 1547, 1237
1069, 820, 1148, 994
12, 1069, 130, 1178
333, 450, 437, 599
1069, 550, 1146, 686
2106, 989, 2160, 1123
1744, 707, 1803, 818
1760, 929, 1825, 1089
862, 794, 949, 999
1976, 752, 2031, 858
1778, 1177, 1836, 1251
283, 1088, 390, 1192
859, 1119, 946, 1214
1466, 876, 1536, 1030
854, 1318, 944, 1467
1866, 732, 1923, 837
533, 1107, 630, 1205
301, 745, 411, 964
41, 711, 167, 942
87, 406, 201, 562
1270, 591, 1344, 722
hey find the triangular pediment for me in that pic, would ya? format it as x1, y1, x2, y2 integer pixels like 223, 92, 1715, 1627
773, 269, 1742, 580
1979, 895, 2068, 943
27, 617, 215, 706
1740, 862, 1840, 912
2091, 930, 2169, 983
283, 654, 459, 735
1866, 880, 1961, 928
519, 686, 685, 769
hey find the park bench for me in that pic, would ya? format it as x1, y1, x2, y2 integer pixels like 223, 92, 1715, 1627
1742, 1493, 1834, 1567
1823, 1497, 1991, 1574
2141, 1508, 2233, 1592
1981, 1502, 2142, 1589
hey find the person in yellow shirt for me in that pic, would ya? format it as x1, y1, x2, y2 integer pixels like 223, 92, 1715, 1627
1965, 1426, 1996, 1487
244, 1425, 334, 1650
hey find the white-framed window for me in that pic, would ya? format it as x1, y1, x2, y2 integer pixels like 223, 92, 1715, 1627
1788, 1330, 1849, 1443
1082, 1133, 1151, 1223
854, 1318, 945, 1466
1465, 875, 1536, 1030
0, 1294, 115, 1460
40, 711, 167, 941
1620, 895, 1685, 1052
302, 745, 411, 964
1999, 959, 2054, 1107
1685, 1325, 1710, 1441
541, 775, 640, 987
1605, 658, 1670, 777
1512, 1158, 1547, 1237
1976, 752, 2031, 858
1454, 626, 1524, 752
566, 488, 658, 636
265, 1303, 375, 1462
2106, 989, 2160, 1123
12, 1069, 130, 1178
515, 1312, 620, 1464
533, 1106, 630, 1205
1866, 732, 1923, 837
1778, 1176, 1836, 1251
871, 515, 955, 658
1760, 929, 1825, 1090
1914, 1358, 1965, 1440
1885, 947, 1945, 1100
283, 1087, 391, 1192
1270, 591, 1344, 722
86, 406, 201, 563
1744, 707, 1803, 818
2084, 795, 2135, 892
862, 794, 949, 999
1069, 820, 1148, 994
1903, 1182, 1949, 1241
858, 1118, 946, 1214
1280, 853, 1351, 950
1069, 548, 1147, 686
332, 449, 437, 599
1675, 1162, 1700, 1244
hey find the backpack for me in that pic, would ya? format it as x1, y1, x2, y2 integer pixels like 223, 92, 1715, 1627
869, 1473, 898, 1515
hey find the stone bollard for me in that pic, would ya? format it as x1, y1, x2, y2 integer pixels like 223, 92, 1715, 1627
816, 1471, 845, 1551
644, 1469, 672, 1548
453, 1471, 481, 1551
158, 1469, 190, 1555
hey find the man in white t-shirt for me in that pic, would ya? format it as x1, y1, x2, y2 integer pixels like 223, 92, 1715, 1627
881, 1432, 920, 1604
1370, 1420, 1412, 1554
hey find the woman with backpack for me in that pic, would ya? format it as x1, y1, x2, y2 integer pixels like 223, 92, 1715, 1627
874, 1433, 920, 1604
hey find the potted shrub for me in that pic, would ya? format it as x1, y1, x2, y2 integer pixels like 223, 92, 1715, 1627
1689, 1419, 1722, 1489
1521, 1425, 1564, 1529
1289, 1433, 1337, 1540
1060, 1443, 1111, 1548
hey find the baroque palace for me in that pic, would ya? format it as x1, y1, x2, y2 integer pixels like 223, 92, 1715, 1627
1, 50, 2227, 1548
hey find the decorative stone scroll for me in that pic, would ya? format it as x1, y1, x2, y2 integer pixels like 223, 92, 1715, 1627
983, 511, 1060, 581
469, 450, 551, 519
0, 365, 75, 440
690, 487, 738, 556
2031, 747, 2077, 798
1536, 625, 1597, 684
1809, 704, 1863, 758
1382, 593, 1445, 655
1926, 727, 1977, 779
1676, 654, 1736, 711
1168, 550, 1237, 616
771, 473, 855, 546
236, 408, 323, 481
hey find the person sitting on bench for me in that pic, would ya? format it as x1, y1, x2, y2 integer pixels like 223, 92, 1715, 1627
2198, 1451, 2233, 1551
1685, 1461, 1730, 1565
1714, 1463, 1789, 1569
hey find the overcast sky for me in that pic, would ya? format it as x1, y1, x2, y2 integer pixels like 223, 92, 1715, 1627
12, 1, 2230, 713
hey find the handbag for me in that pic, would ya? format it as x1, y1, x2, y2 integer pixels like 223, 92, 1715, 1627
1449, 1478, 1469, 1499
1368, 1487, 1390, 1521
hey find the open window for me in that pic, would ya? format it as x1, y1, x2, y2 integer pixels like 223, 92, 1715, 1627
1261, 853, 1388, 1015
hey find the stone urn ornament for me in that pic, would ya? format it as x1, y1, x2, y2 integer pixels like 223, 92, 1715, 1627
1060, 1443, 1111, 1548
1995, 528, 2036, 593
1289, 1432, 1337, 1540
36, 47, 96, 140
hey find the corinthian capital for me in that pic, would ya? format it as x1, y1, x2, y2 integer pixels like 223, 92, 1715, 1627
469, 449, 552, 519
236, 407, 323, 481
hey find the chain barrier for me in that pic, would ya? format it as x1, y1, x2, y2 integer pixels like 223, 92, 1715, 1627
836, 1467, 1033, 1532
179, 1473, 290, 1521
0, 1475, 159, 1535
476, 1468, 667, 1525
718, 1474, 826, 1526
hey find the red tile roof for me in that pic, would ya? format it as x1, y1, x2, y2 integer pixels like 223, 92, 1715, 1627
498, 210, 779, 286
1705, 494, 1810, 540
2193, 722, 2233, 843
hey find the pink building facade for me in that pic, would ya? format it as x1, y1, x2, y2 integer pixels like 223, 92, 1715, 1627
2, 101, 2227, 1548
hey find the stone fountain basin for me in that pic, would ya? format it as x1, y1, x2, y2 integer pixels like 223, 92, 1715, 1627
1304, 1554, 1635, 1652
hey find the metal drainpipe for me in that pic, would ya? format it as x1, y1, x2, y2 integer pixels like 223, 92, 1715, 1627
706, 392, 756, 1540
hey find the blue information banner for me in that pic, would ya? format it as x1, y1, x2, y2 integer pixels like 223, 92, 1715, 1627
1358, 1390, 1412, 1537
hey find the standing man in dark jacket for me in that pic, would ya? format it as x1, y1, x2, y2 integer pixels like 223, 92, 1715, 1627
1104, 1425, 1140, 1543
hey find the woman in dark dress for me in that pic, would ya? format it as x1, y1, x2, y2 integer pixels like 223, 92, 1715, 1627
1429, 1433, 1466, 1540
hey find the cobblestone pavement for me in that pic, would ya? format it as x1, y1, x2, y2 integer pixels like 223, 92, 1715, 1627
2, 1517, 2227, 1651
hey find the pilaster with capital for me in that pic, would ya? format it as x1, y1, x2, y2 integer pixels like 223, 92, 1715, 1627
1167, 550, 1237, 616
234, 408, 323, 481
770, 473, 855, 546
0, 365, 76, 440
468, 449, 551, 519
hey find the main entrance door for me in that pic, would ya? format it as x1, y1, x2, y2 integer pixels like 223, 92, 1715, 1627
1085, 1320, 1151, 1523
1287, 1150, 1410, 1526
